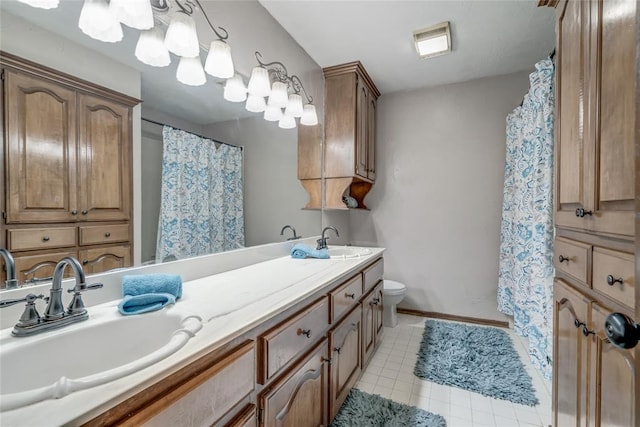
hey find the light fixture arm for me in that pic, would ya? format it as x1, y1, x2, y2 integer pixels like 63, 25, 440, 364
193, 0, 229, 41
255, 51, 289, 82
289, 75, 313, 104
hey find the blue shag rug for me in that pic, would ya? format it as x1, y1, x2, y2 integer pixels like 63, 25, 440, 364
414, 320, 539, 406
331, 389, 446, 427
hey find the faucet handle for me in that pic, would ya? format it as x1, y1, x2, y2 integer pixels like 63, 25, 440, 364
0, 293, 46, 308
67, 282, 104, 294
67, 282, 103, 315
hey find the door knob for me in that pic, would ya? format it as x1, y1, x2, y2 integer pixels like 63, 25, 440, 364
604, 313, 640, 349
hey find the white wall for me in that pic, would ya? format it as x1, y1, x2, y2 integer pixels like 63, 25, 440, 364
1, 12, 144, 263
350, 71, 531, 322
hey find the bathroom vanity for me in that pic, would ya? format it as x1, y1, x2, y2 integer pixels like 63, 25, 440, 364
0, 240, 385, 427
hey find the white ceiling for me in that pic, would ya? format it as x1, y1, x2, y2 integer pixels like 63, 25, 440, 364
258, 0, 556, 94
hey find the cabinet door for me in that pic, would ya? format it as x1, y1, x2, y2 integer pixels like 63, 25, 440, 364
588, 304, 637, 427
361, 290, 376, 367
366, 95, 376, 181
78, 245, 131, 274
329, 305, 362, 420
555, 0, 590, 231
260, 339, 328, 427
355, 78, 369, 180
589, 0, 636, 237
77, 93, 131, 221
553, 279, 590, 427
373, 282, 384, 344
4, 70, 78, 223
13, 250, 77, 286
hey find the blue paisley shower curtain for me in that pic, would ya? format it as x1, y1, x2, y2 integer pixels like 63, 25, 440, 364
155, 126, 244, 262
497, 58, 555, 379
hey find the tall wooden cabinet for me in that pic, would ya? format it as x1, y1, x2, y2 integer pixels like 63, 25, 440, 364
298, 61, 380, 210
543, 0, 639, 425
1, 52, 138, 286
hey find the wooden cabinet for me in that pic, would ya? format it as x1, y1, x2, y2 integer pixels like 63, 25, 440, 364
554, 0, 635, 237
361, 281, 383, 367
298, 61, 380, 210
259, 339, 329, 427
1, 53, 137, 285
79, 245, 131, 275
328, 305, 362, 419
13, 250, 77, 285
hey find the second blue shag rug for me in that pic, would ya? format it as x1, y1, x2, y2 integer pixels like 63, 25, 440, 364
414, 320, 539, 406
331, 389, 446, 427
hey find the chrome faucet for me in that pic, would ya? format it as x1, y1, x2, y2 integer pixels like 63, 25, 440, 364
317, 226, 339, 250
280, 224, 301, 241
0, 248, 18, 289
0, 256, 103, 337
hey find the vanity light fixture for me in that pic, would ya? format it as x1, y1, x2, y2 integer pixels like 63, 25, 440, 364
245, 94, 267, 113
16, 0, 58, 9
268, 81, 289, 108
223, 74, 247, 102
413, 21, 452, 59
284, 93, 303, 118
176, 55, 206, 86
110, 0, 154, 30
300, 104, 319, 126
278, 115, 296, 130
247, 66, 272, 98
164, 7, 200, 57
78, 0, 123, 43
135, 26, 171, 67
264, 104, 283, 122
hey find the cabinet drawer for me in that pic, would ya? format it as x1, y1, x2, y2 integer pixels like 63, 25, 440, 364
7, 227, 76, 251
136, 342, 255, 427
13, 250, 77, 286
79, 224, 129, 245
363, 258, 383, 293
259, 297, 328, 384
330, 274, 363, 323
554, 237, 591, 284
592, 247, 634, 308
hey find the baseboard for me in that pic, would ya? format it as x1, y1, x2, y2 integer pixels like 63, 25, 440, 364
396, 308, 509, 328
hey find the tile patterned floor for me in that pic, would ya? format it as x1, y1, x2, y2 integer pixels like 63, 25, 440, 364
354, 314, 552, 427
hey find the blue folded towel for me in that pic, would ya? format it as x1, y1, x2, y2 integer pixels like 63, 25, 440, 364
118, 293, 176, 315
290, 243, 329, 259
122, 274, 182, 299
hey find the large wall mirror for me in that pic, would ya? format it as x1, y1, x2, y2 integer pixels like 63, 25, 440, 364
0, 0, 324, 285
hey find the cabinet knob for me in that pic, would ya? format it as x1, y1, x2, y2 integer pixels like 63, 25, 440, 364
558, 255, 570, 263
371, 298, 380, 306
42, 236, 50, 242
321, 357, 332, 365
575, 208, 593, 218
299, 329, 311, 338
345, 292, 355, 299
604, 312, 640, 349
105, 232, 111, 238
574, 318, 585, 329
606, 275, 623, 287
582, 325, 595, 337
71, 210, 78, 215
82, 260, 88, 265
81, 210, 88, 215
333, 347, 342, 354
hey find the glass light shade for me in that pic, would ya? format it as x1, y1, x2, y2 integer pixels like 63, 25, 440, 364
78, 0, 123, 43
204, 40, 234, 79
164, 12, 200, 58
245, 94, 266, 113
284, 93, 304, 118
224, 75, 247, 102
16, 0, 59, 9
300, 104, 319, 126
264, 104, 283, 122
278, 115, 296, 129
247, 66, 271, 97
176, 56, 206, 86
267, 81, 289, 108
109, 0, 153, 30
135, 27, 171, 67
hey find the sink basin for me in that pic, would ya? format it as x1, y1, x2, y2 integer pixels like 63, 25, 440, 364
0, 305, 202, 411
328, 246, 373, 259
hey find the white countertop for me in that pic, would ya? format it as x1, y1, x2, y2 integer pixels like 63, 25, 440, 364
0, 245, 384, 426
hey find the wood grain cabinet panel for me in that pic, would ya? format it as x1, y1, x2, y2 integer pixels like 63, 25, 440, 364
7, 227, 76, 251
363, 258, 383, 294
260, 339, 329, 427
591, 247, 634, 309
4, 69, 78, 224
554, 237, 591, 285
79, 224, 130, 246
13, 250, 77, 286
78, 245, 131, 275
329, 305, 362, 420
258, 297, 329, 384
330, 274, 363, 323
361, 282, 383, 369
588, 304, 637, 427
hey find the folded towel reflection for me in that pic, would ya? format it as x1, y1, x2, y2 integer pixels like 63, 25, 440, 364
118, 293, 176, 315
290, 243, 329, 259
122, 274, 182, 299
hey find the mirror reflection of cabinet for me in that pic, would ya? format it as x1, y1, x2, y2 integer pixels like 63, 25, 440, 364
1, 53, 138, 286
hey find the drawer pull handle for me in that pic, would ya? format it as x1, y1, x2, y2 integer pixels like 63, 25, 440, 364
574, 319, 585, 329
371, 298, 380, 306
321, 357, 332, 365
82, 260, 88, 265
558, 255, 570, 263
575, 208, 593, 217
81, 210, 88, 215
299, 329, 311, 338
42, 236, 50, 242
71, 210, 78, 215
105, 232, 111, 238
606, 275, 623, 287
582, 325, 595, 337
345, 292, 355, 299
333, 347, 342, 354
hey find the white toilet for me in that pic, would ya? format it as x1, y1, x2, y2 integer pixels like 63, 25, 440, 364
383, 279, 406, 328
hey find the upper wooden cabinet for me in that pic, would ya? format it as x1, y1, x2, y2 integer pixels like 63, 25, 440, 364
298, 61, 380, 210
555, 0, 635, 237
